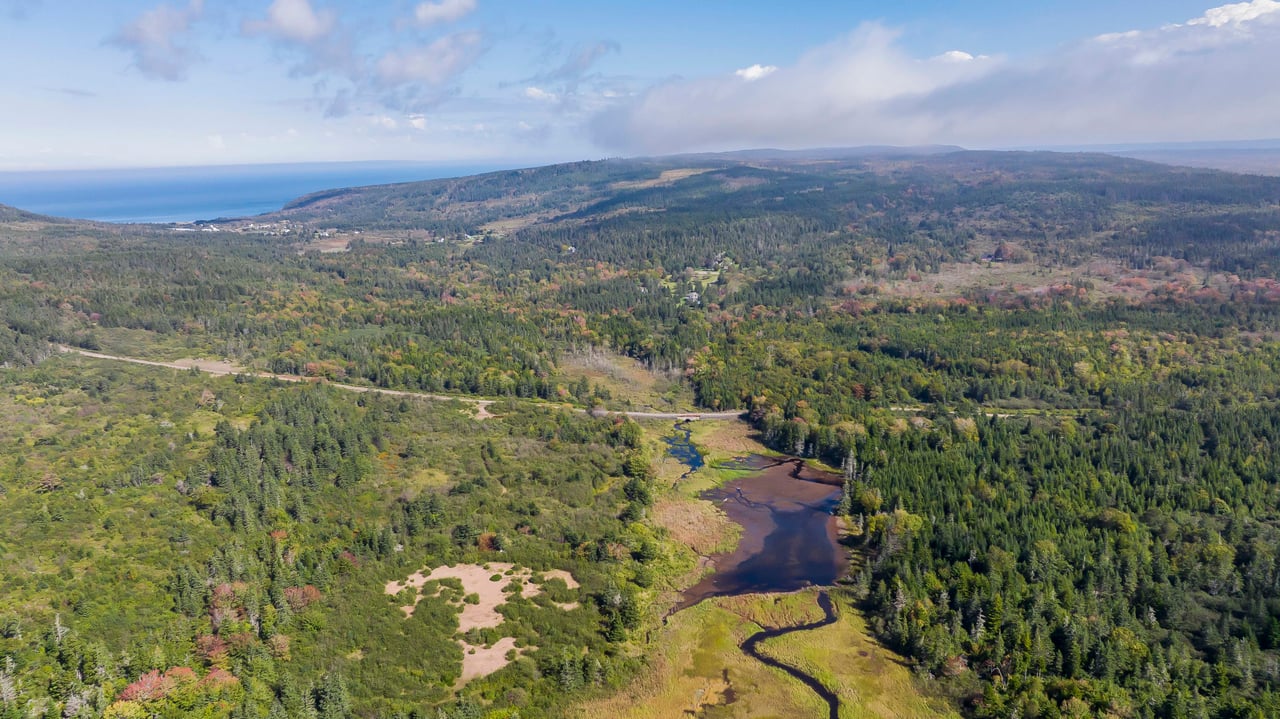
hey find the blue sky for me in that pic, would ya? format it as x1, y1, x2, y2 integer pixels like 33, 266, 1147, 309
1, 0, 1277, 169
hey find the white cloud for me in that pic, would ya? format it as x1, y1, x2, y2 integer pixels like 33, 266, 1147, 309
1091, 0, 1280, 66
1188, 0, 1280, 27
409, 115, 428, 130
592, 24, 984, 151
412, 0, 476, 27
524, 86, 557, 102
591, 2, 1280, 153
1095, 30, 1141, 42
734, 63, 777, 81
377, 31, 483, 86
108, 0, 204, 81
243, 0, 335, 43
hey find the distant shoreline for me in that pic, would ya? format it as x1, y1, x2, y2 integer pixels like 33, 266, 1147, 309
0, 161, 508, 224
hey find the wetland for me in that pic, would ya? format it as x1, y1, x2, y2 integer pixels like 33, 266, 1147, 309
662, 428, 848, 717
676, 454, 846, 611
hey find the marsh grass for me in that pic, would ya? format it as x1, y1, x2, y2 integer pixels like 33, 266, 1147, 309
573, 590, 957, 719
754, 591, 961, 719
569, 597, 825, 719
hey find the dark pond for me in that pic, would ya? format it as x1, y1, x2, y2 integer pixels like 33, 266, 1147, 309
674, 455, 846, 611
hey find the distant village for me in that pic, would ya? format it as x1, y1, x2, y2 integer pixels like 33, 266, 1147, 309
165, 218, 495, 252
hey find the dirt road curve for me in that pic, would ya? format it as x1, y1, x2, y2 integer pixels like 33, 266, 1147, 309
59, 346, 743, 422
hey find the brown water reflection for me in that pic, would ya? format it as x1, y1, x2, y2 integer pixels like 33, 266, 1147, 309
675, 455, 847, 612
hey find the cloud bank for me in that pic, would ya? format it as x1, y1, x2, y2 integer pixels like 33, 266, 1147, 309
592, 0, 1280, 153
109, 0, 205, 81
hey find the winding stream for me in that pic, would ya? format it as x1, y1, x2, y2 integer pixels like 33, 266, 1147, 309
661, 420, 704, 481
740, 591, 840, 719
664, 426, 846, 716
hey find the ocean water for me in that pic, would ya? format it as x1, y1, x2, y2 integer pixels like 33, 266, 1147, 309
0, 162, 506, 224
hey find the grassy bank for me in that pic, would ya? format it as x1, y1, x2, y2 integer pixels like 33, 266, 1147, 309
573, 589, 959, 719
756, 591, 962, 719
570, 595, 828, 718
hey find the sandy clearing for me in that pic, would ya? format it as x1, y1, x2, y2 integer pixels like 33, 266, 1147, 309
386, 563, 581, 626
385, 562, 580, 684
458, 637, 528, 684
385, 563, 524, 626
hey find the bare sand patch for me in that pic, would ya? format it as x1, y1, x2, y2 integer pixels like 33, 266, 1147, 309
458, 637, 528, 684
385, 562, 580, 683
385, 563, 518, 627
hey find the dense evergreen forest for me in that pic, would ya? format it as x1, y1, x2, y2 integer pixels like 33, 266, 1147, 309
4, 149, 1280, 717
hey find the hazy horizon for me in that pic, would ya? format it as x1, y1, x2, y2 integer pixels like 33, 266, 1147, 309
5, 1, 1280, 170
2, 137, 1280, 175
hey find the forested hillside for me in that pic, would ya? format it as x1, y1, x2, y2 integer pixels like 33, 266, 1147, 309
0, 359, 660, 718
4, 149, 1280, 718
